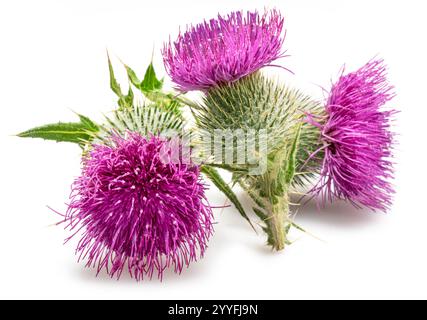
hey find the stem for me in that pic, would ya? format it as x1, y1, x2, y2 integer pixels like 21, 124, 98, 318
238, 133, 298, 250
265, 195, 290, 251
245, 159, 291, 251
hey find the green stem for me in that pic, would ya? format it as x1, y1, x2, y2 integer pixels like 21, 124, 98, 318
243, 158, 292, 251
264, 194, 291, 251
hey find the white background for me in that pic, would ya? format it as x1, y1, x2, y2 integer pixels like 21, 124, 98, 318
0, 0, 426, 299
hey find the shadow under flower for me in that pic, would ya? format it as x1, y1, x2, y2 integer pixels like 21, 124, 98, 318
233, 186, 381, 230
73, 256, 211, 284
290, 194, 384, 228
71, 190, 386, 284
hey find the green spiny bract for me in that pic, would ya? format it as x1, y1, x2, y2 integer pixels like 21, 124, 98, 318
194, 72, 325, 250
93, 103, 184, 143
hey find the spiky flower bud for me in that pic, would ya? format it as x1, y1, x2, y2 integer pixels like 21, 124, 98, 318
195, 72, 323, 250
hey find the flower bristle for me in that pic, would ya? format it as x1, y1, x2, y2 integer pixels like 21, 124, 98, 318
309, 59, 396, 211
62, 132, 213, 280
163, 9, 287, 92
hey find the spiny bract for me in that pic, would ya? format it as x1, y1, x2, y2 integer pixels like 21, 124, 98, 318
195, 71, 324, 181
194, 71, 324, 250
93, 104, 184, 143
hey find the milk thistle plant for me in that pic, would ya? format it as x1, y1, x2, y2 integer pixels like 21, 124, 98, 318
163, 9, 396, 250
17, 8, 397, 279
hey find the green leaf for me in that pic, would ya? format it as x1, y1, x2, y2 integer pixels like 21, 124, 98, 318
201, 165, 256, 232
122, 61, 163, 93
238, 179, 267, 210
145, 92, 183, 118
284, 124, 302, 184
123, 64, 141, 88
253, 207, 268, 221
291, 222, 307, 233
108, 53, 134, 110
17, 114, 99, 145
121, 60, 184, 117
18, 122, 92, 144
107, 52, 123, 97
262, 226, 275, 247
117, 86, 134, 110
76, 113, 99, 131
140, 62, 163, 93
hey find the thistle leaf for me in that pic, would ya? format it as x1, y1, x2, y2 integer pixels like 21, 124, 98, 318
123, 64, 141, 88
122, 61, 183, 117
108, 53, 134, 109
284, 124, 302, 184
76, 113, 99, 132
253, 207, 268, 220
122, 61, 163, 93
17, 121, 97, 145
18, 113, 99, 145
201, 165, 256, 231
107, 52, 123, 98
117, 86, 134, 110
141, 62, 163, 93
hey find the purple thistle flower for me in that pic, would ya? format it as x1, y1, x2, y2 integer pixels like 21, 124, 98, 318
162, 9, 287, 92
308, 59, 396, 211
62, 132, 213, 280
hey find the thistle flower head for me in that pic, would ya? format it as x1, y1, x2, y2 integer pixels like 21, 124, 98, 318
163, 9, 286, 92
63, 132, 213, 280
309, 59, 396, 211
